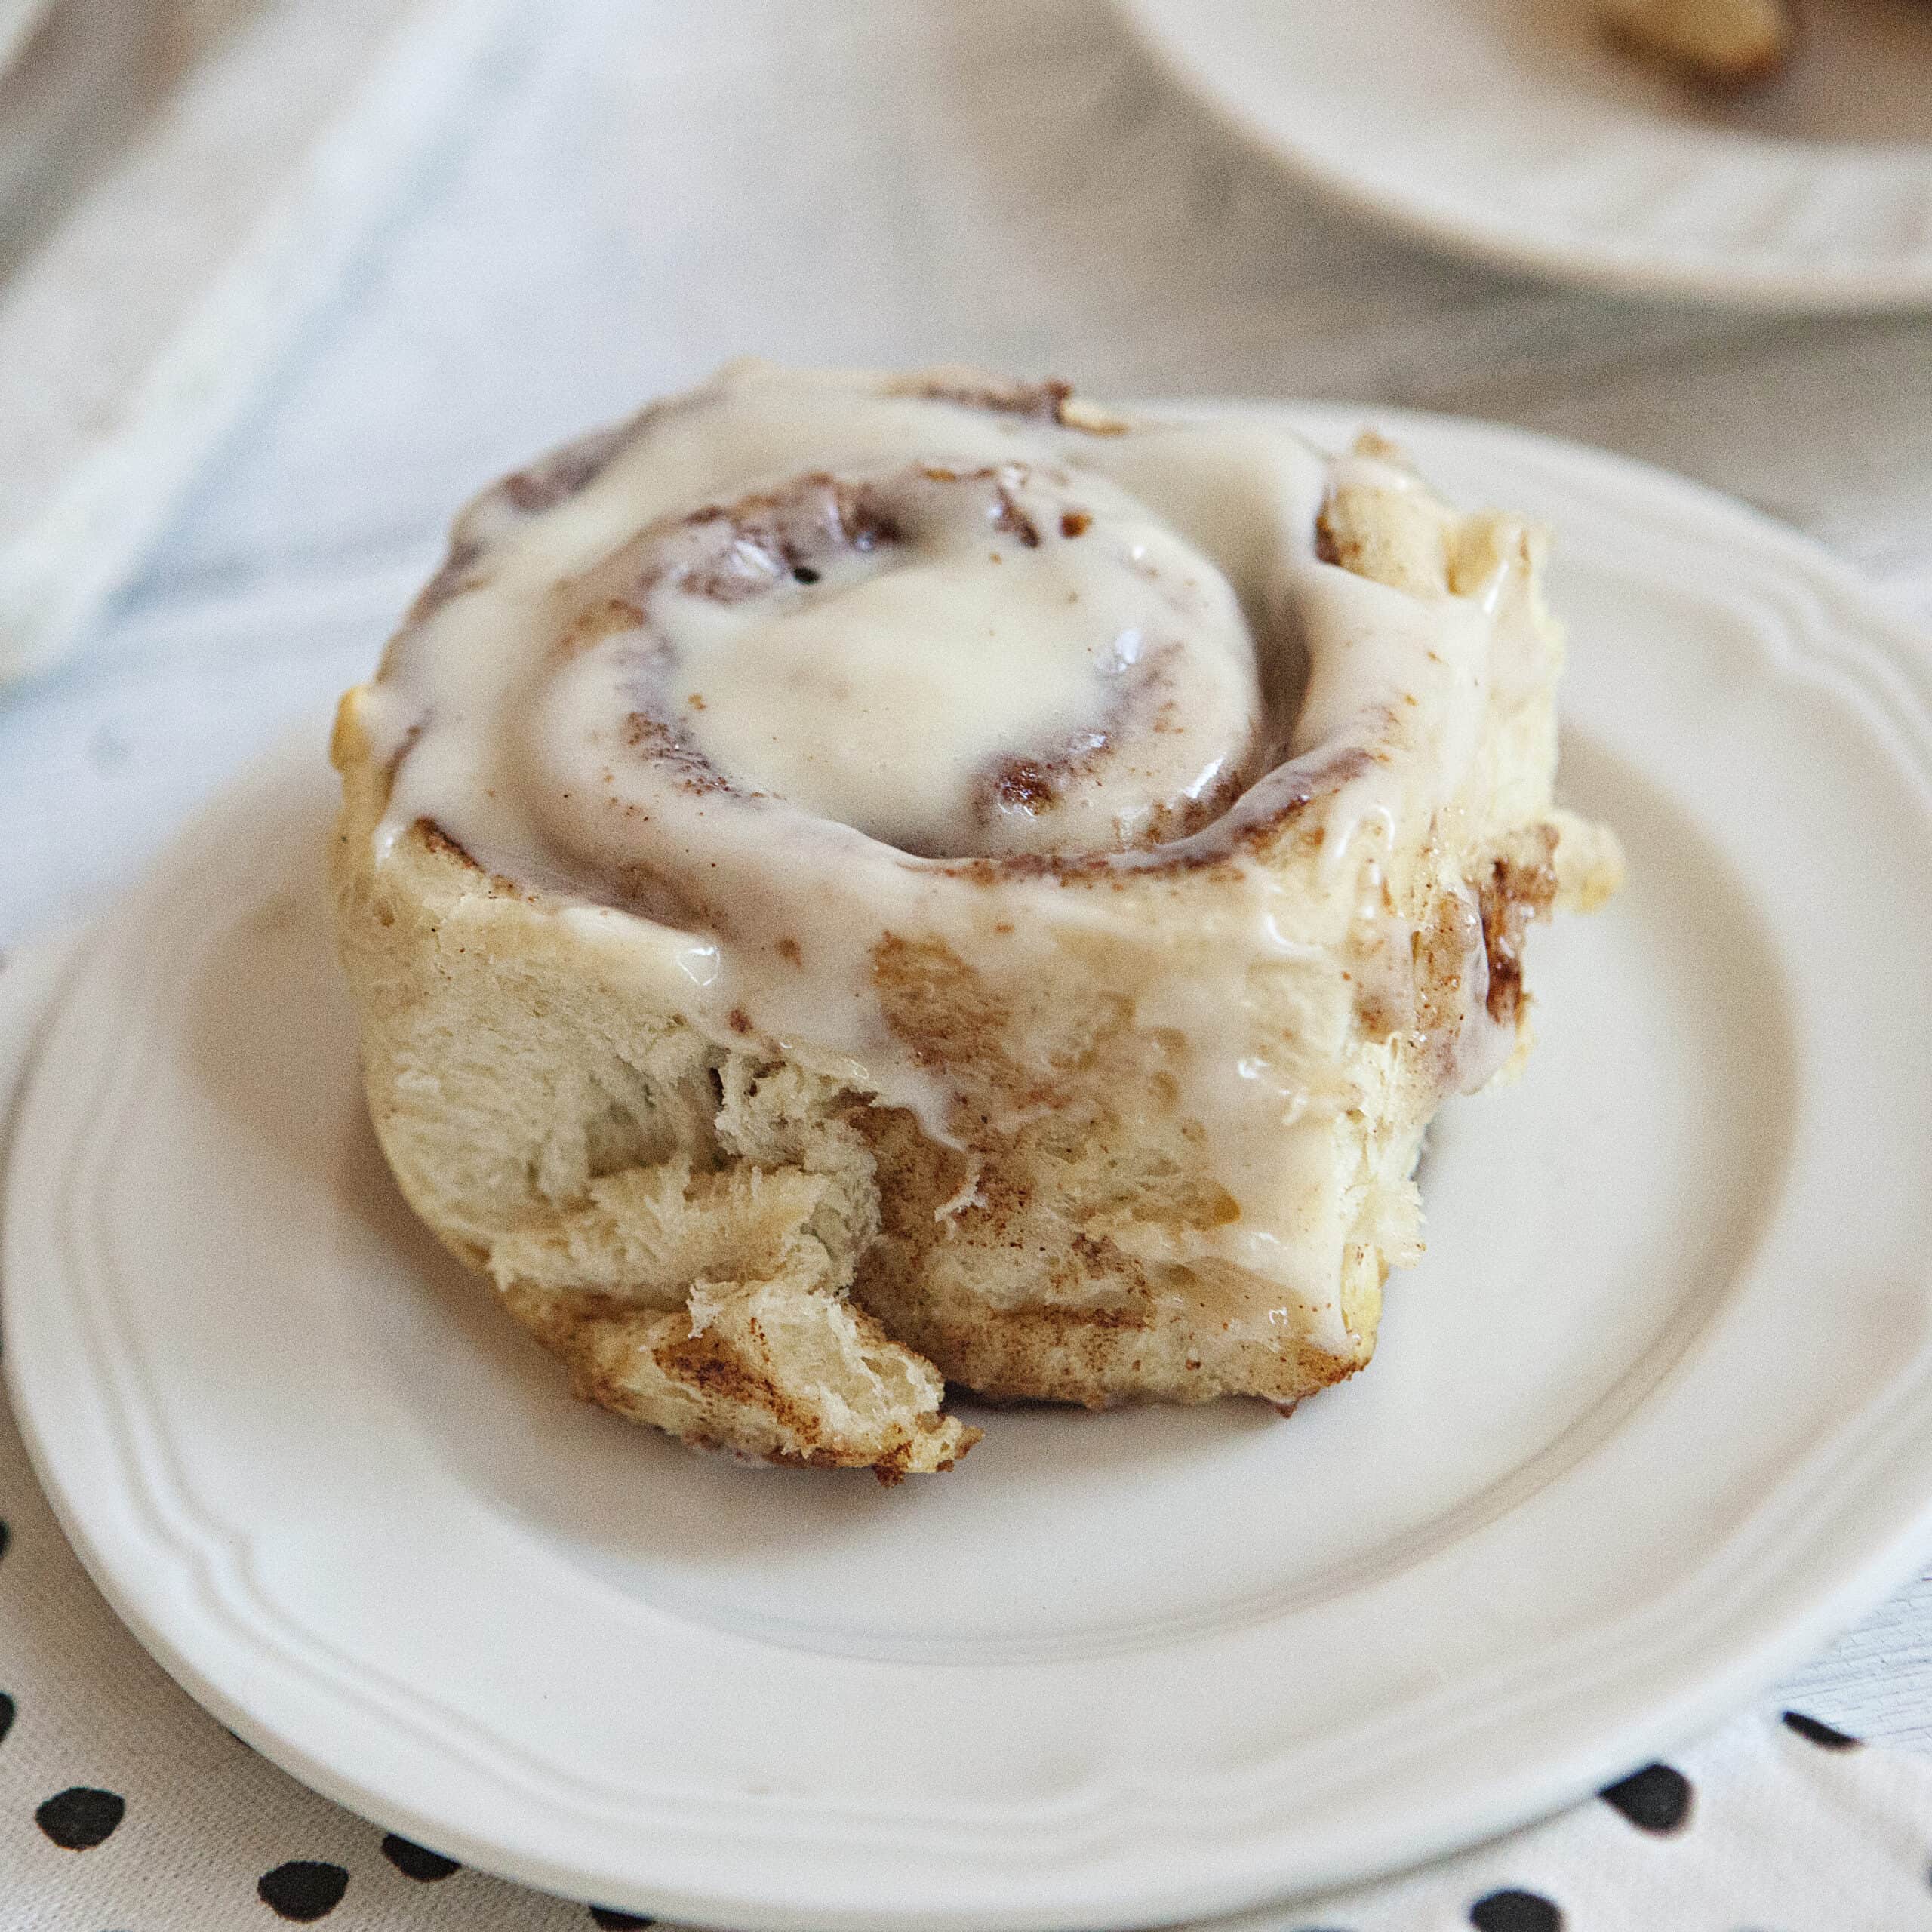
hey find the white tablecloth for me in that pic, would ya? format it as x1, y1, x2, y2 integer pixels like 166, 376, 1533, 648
3, 1, 1932, 1923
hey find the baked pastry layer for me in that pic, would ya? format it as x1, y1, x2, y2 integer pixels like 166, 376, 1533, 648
330, 365, 1623, 1477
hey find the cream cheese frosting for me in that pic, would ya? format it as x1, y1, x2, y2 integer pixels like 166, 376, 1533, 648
358, 362, 1556, 1358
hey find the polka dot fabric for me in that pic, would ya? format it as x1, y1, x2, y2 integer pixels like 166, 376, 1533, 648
7, 937, 1932, 1932
0, 1371, 631, 1930
1245, 1719, 1932, 1932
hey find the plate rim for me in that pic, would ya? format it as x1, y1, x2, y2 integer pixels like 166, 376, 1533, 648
7, 401, 1932, 1930
1112, 0, 1932, 312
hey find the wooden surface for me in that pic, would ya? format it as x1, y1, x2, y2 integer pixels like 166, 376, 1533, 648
0, 0, 1929, 1746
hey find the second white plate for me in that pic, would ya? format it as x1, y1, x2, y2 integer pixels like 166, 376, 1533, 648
8, 406, 1932, 1930
1119, 0, 1932, 309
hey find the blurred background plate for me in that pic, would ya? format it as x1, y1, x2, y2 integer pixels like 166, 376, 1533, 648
1118, 0, 1932, 309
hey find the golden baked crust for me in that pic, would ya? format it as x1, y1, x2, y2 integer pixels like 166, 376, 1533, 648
331, 705, 980, 1479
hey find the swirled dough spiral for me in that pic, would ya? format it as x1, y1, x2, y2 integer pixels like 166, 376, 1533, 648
330, 363, 1623, 1478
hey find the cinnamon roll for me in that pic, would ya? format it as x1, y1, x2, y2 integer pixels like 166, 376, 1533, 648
329, 363, 1623, 1480
1597, 0, 1794, 87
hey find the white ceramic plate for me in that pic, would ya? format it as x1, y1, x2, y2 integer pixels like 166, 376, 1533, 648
1118, 0, 1932, 309
9, 405, 1932, 1931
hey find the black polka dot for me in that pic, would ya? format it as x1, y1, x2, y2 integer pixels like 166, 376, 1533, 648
380, 1833, 458, 1881
257, 1862, 349, 1921
0, 1692, 14, 1745
1599, 1761, 1692, 1833
1782, 1709, 1861, 1750
587, 1909, 655, 1929
0, 1519, 10, 1561
35, 1786, 124, 1850
1470, 1890, 1564, 1932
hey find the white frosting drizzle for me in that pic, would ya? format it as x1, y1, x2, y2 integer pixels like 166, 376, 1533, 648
361, 364, 1541, 1357
524, 457, 1264, 863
